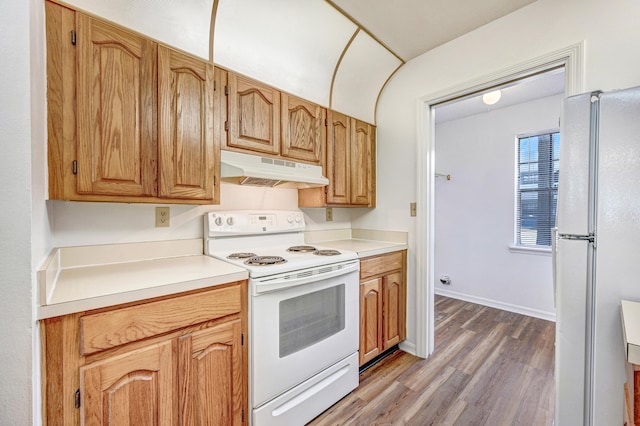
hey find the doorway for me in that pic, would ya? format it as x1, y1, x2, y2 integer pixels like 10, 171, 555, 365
414, 44, 583, 358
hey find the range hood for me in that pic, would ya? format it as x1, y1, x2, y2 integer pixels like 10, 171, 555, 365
220, 150, 329, 188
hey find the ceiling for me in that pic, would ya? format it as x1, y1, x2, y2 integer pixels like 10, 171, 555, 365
435, 68, 566, 124
329, 0, 537, 61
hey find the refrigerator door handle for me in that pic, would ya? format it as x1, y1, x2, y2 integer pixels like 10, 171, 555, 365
551, 227, 558, 308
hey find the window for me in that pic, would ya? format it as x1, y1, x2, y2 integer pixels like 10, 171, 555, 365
516, 131, 560, 247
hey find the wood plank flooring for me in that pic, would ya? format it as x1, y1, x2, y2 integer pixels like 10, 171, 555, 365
308, 295, 555, 425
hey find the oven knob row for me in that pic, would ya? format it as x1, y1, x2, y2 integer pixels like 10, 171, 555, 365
226, 217, 234, 226
214, 216, 223, 226
286, 214, 303, 224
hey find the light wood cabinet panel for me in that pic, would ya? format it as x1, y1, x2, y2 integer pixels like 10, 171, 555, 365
281, 94, 325, 164
76, 12, 157, 197
326, 110, 351, 204
358, 250, 406, 367
351, 120, 375, 206
80, 340, 177, 425
158, 46, 216, 201
42, 282, 248, 426
299, 112, 376, 208
46, 2, 219, 204
359, 278, 383, 365
226, 73, 280, 155
179, 320, 244, 425
382, 271, 405, 350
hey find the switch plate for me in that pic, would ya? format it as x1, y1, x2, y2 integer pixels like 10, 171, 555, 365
326, 207, 333, 222
410, 202, 417, 217
156, 207, 170, 227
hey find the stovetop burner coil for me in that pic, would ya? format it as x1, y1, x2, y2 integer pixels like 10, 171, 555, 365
227, 252, 257, 259
313, 249, 341, 256
286, 245, 317, 252
244, 256, 287, 266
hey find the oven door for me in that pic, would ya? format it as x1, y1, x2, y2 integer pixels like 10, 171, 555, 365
251, 262, 359, 408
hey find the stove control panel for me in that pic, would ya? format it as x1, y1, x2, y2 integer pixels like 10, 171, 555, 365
205, 211, 305, 236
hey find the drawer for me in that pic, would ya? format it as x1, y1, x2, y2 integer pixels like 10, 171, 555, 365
360, 251, 403, 280
80, 283, 242, 355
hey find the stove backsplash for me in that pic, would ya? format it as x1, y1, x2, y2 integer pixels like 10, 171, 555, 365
49, 183, 352, 248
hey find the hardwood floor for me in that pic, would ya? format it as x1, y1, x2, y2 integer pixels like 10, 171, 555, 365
308, 295, 555, 425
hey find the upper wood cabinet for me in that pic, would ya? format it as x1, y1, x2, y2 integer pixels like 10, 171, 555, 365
226, 73, 280, 155
223, 71, 326, 166
281, 94, 325, 165
46, 1, 220, 204
158, 47, 217, 200
299, 110, 376, 208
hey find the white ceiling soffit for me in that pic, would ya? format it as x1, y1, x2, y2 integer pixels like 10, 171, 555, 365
332, 31, 403, 123
214, 0, 357, 107
435, 68, 566, 124
330, 0, 537, 61
63, 0, 214, 60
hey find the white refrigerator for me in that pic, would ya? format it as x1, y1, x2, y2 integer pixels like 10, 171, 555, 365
555, 86, 640, 425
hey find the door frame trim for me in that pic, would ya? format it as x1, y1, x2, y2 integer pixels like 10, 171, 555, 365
414, 43, 584, 357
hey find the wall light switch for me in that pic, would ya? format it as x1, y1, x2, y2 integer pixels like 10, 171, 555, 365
326, 207, 333, 222
156, 207, 170, 227
410, 202, 417, 217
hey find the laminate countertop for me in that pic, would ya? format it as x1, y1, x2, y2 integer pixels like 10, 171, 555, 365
305, 228, 408, 258
318, 239, 408, 258
37, 239, 248, 320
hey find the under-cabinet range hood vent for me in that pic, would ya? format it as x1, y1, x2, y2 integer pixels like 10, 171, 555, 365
220, 150, 329, 188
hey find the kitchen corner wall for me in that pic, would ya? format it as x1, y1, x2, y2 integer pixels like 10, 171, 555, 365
50, 184, 350, 247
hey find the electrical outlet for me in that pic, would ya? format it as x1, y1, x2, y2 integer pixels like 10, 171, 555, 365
156, 207, 170, 227
326, 207, 333, 222
410, 202, 417, 217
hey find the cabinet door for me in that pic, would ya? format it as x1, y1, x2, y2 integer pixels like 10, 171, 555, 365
80, 340, 177, 425
360, 278, 383, 366
326, 110, 351, 205
158, 46, 216, 200
382, 271, 405, 350
76, 13, 157, 196
281, 94, 325, 164
178, 319, 244, 425
227, 73, 280, 155
350, 119, 375, 206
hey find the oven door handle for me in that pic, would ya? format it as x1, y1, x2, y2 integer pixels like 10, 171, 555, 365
253, 260, 360, 294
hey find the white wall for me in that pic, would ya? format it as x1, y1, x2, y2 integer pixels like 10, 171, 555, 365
434, 94, 562, 320
368, 0, 640, 423
0, 1, 38, 423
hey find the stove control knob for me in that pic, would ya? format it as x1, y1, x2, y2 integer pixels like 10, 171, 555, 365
287, 215, 294, 224
226, 217, 234, 226
294, 214, 302, 223
214, 216, 223, 227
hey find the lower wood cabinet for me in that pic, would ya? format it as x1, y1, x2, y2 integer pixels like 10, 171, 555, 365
359, 250, 406, 366
41, 281, 247, 425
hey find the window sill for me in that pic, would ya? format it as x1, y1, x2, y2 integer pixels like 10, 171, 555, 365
508, 245, 552, 256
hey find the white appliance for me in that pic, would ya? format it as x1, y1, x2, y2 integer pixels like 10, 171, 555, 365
204, 211, 360, 426
555, 87, 640, 425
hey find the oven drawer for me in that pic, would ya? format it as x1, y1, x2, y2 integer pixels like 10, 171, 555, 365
80, 284, 241, 355
360, 251, 403, 279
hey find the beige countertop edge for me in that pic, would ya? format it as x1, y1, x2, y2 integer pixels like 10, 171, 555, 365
37, 269, 248, 320
621, 300, 640, 364
317, 239, 408, 258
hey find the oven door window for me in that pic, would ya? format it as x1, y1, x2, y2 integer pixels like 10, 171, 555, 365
279, 284, 345, 358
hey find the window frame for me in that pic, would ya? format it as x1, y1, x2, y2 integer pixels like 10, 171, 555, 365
511, 128, 560, 254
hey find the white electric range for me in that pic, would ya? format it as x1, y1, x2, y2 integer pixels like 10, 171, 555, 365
204, 210, 360, 426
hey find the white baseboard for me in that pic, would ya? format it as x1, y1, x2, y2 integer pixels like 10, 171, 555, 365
398, 340, 417, 357
435, 288, 556, 322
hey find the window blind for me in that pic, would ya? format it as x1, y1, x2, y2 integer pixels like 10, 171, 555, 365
516, 131, 560, 247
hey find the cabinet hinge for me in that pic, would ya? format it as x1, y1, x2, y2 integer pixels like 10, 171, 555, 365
74, 389, 80, 409
224, 121, 229, 131
71, 30, 76, 46
224, 85, 229, 96
325, 118, 328, 126
72, 160, 77, 175
213, 80, 216, 91
241, 333, 244, 345
242, 408, 245, 423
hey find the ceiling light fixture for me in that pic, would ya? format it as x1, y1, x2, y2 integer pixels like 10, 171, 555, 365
482, 90, 502, 105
